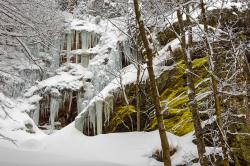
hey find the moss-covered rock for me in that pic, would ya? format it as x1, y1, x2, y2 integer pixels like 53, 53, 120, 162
149, 56, 209, 136
107, 50, 209, 136
108, 105, 136, 132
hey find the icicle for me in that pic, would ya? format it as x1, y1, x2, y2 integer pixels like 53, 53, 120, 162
92, 32, 97, 47
76, 31, 79, 50
49, 88, 61, 132
71, 30, 75, 50
33, 104, 40, 125
95, 99, 103, 134
81, 31, 88, 50
49, 96, 60, 132
88, 32, 92, 49
104, 94, 114, 124
116, 43, 123, 70
88, 103, 96, 135
41, 94, 50, 118
92, 32, 99, 48
81, 54, 89, 68
77, 91, 83, 114
66, 32, 72, 64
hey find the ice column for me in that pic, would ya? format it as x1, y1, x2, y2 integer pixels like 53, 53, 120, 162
66, 31, 72, 63
95, 99, 103, 134
75, 31, 79, 63
88, 103, 96, 135
50, 97, 60, 131
33, 104, 40, 126
81, 54, 89, 68
104, 95, 114, 124
81, 31, 89, 50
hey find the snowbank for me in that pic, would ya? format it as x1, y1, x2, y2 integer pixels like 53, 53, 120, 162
0, 123, 199, 166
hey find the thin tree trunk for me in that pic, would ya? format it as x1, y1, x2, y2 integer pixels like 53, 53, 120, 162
200, 1, 230, 165
132, 0, 172, 165
136, 64, 141, 131
177, 8, 208, 166
120, 75, 134, 131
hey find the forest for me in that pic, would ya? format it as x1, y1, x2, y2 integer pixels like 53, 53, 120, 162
0, 0, 249, 166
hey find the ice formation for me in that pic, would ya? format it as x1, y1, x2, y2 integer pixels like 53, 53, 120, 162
60, 29, 101, 66
25, 63, 93, 131
24, 16, 141, 133
75, 94, 114, 135
49, 97, 60, 131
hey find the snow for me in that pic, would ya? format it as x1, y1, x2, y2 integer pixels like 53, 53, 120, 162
0, 123, 199, 166
0, 93, 45, 148
25, 63, 93, 97
0, 146, 125, 166
207, 0, 248, 11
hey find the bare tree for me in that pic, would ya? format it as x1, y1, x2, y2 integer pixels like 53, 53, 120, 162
132, 0, 172, 165
200, 0, 230, 165
176, 3, 208, 165
0, 0, 63, 79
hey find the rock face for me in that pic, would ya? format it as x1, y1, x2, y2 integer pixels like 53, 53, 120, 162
73, 7, 250, 164
74, 52, 209, 136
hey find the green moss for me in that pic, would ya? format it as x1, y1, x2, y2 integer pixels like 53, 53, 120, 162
154, 57, 209, 136
109, 105, 135, 132
192, 57, 208, 68
168, 94, 189, 108
164, 109, 194, 136
150, 108, 194, 136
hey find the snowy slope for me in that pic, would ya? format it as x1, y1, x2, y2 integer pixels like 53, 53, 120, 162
0, 93, 45, 148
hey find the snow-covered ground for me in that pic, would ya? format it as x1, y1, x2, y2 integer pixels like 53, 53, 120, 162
0, 123, 200, 166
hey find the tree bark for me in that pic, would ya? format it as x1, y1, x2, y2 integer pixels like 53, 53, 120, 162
132, 0, 172, 165
177, 8, 208, 166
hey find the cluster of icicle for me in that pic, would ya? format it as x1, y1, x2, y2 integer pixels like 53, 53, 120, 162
74, 38, 139, 135
38, 89, 84, 132
61, 29, 101, 67
61, 30, 100, 51
117, 39, 138, 67
75, 94, 114, 135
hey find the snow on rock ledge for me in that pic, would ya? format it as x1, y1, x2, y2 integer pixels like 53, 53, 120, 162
25, 63, 94, 132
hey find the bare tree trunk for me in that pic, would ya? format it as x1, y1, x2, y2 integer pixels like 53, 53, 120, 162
132, 0, 172, 165
176, 8, 208, 166
120, 75, 134, 131
136, 64, 141, 131
200, 1, 230, 165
